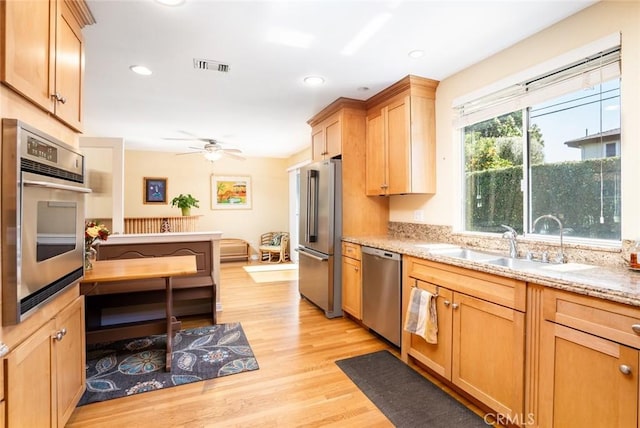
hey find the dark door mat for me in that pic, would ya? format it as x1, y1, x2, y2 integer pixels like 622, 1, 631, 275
336, 350, 487, 428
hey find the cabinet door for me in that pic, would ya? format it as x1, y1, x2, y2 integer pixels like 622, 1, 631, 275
539, 321, 638, 428
54, 0, 84, 130
55, 296, 86, 427
311, 127, 325, 161
365, 110, 386, 195
5, 319, 56, 428
386, 96, 411, 195
341, 256, 362, 319
1, 0, 56, 112
406, 280, 453, 379
452, 293, 525, 418
324, 117, 341, 159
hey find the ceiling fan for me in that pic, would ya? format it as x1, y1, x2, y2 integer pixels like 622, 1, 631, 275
166, 132, 245, 161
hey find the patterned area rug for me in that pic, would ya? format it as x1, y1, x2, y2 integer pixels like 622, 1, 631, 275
79, 323, 258, 406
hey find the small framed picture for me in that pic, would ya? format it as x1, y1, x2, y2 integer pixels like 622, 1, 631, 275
143, 177, 168, 204
211, 175, 252, 209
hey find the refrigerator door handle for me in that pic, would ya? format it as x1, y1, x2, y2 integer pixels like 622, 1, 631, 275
306, 169, 319, 242
298, 249, 328, 262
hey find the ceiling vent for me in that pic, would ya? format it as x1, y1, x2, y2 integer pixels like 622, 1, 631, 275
193, 58, 230, 73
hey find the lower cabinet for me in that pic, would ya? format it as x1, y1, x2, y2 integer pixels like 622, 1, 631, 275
538, 287, 640, 427
5, 296, 85, 427
402, 257, 526, 419
341, 242, 362, 319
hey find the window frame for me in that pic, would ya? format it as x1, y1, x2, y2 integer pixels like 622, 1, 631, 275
456, 45, 622, 247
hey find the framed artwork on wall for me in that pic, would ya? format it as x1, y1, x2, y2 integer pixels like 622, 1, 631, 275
211, 175, 252, 209
143, 177, 168, 204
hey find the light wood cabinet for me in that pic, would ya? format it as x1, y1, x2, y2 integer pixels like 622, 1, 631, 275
5, 296, 85, 428
0, 0, 93, 131
402, 256, 525, 419
538, 288, 640, 427
365, 75, 438, 196
341, 242, 362, 319
311, 113, 341, 161
307, 98, 388, 236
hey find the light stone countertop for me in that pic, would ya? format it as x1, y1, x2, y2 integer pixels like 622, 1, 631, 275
100, 231, 223, 245
343, 235, 640, 308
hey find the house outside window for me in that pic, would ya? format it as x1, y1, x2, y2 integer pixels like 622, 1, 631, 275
460, 47, 621, 242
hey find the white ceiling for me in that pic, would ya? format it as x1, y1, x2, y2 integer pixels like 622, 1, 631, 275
82, 0, 597, 159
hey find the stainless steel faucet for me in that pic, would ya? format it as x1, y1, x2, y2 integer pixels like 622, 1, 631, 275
532, 214, 566, 263
501, 224, 518, 258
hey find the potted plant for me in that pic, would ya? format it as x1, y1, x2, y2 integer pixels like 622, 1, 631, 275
171, 193, 200, 216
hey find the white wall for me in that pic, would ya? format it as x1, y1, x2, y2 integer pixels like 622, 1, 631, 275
390, 1, 640, 241
124, 150, 290, 253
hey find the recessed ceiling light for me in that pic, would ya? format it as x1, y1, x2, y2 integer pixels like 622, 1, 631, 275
155, 0, 185, 6
408, 49, 425, 59
357, 86, 370, 92
130, 65, 152, 76
303, 76, 325, 86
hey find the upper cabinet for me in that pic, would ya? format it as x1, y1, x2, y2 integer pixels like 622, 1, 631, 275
307, 98, 389, 236
0, 0, 95, 131
365, 75, 439, 196
308, 98, 364, 162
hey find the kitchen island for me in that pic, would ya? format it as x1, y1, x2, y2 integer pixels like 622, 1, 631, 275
87, 231, 222, 335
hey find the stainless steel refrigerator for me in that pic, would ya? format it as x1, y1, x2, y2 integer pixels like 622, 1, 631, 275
298, 159, 342, 318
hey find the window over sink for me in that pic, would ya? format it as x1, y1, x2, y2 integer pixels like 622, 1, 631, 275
458, 45, 621, 242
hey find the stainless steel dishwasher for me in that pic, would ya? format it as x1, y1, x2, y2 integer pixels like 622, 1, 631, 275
361, 246, 402, 347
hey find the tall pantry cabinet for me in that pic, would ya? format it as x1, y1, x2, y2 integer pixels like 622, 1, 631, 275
0, 0, 95, 426
307, 98, 389, 237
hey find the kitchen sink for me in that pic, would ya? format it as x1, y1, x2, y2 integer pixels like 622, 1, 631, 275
484, 257, 541, 269
420, 244, 594, 272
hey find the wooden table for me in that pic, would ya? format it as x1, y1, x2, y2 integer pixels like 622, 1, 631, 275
80, 255, 197, 371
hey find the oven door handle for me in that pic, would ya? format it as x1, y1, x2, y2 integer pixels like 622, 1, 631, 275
23, 180, 93, 194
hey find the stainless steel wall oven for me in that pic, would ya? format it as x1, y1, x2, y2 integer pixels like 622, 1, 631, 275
1, 119, 90, 324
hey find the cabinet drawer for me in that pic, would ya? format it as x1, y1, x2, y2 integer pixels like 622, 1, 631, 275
342, 242, 361, 261
405, 256, 525, 311
543, 287, 640, 349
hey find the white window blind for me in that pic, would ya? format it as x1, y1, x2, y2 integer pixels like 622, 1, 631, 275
455, 47, 621, 128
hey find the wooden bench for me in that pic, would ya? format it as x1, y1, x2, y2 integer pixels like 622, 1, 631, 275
220, 238, 250, 262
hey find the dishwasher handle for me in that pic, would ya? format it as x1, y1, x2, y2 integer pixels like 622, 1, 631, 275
361, 246, 401, 261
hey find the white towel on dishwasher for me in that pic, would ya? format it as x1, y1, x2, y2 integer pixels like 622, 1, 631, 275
404, 287, 438, 344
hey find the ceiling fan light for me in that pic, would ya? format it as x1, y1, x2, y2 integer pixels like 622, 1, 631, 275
204, 151, 223, 161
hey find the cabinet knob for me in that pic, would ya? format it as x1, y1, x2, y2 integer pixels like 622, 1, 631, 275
631, 324, 640, 334
53, 328, 68, 341
443, 300, 450, 307
355, 267, 359, 272
452, 303, 459, 310
51, 92, 67, 104
619, 364, 632, 375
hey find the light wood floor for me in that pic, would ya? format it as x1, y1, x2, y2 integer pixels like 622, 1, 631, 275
66, 262, 489, 427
